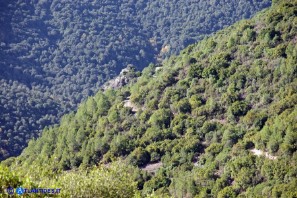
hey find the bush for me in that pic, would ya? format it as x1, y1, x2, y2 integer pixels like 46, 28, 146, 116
0, 165, 22, 193
128, 147, 151, 167
229, 101, 249, 117
57, 162, 138, 198
149, 109, 172, 128
177, 99, 191, 113
217, 186, 236, 198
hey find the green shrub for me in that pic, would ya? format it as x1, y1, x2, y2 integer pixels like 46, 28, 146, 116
229, 101, 249, 117
57, 162, 138, 198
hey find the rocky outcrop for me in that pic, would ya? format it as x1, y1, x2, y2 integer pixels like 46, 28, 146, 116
102, 65, 138, 90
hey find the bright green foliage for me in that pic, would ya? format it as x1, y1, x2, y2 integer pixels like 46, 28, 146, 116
0, 162, 138, 198
217, 187, 236, 198
55, 162, 138, 198
149, 109, 172, 128
0, 165, 22, 193
0, 165, 39, 196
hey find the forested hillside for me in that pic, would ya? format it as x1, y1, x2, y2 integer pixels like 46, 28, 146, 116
2, 0, 296, 197
0, 0, 271, 160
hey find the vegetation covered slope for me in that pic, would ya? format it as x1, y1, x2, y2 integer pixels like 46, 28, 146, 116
3, 0, 297, 197
0, 0, 272, 160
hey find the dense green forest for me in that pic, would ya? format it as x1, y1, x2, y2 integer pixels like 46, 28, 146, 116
0, 0, 272, 160
2, 0, 296, 197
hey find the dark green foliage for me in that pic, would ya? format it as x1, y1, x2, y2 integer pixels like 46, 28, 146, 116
128, 147, 151, 167
176, 99, 191, 114
143, 171, 171, 195
149, 109, 172, 128
3, 0, 297, 197
229, 101, 249, 117
189, 64, 203, 78
0, 0, 271, 160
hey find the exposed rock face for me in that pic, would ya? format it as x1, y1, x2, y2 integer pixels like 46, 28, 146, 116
102, 65, 138, 90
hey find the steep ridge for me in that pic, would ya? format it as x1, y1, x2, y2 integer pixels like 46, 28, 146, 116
0, 0, 272, 160
2, 0, 297, 197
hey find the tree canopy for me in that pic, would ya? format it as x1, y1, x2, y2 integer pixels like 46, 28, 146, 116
0, 0, 271, 160
2, 0, 297, 197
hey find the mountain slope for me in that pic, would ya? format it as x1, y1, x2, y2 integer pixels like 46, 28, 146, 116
0, 0, 271, 160
3, 0, 297, 197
